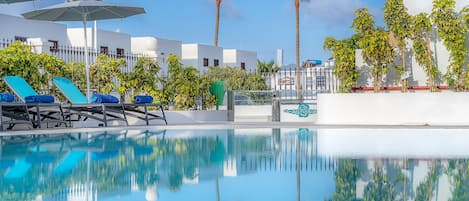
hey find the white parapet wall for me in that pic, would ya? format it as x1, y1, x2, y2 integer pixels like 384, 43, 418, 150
234, 105, 272, 122
317, 93, 469, 125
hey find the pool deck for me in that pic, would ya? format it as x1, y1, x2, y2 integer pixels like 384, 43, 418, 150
2, 121, 469, 137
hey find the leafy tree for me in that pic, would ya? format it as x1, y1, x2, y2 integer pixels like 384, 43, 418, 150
37, 53, 79, 101
415, 161, 440, 201
174, 66, 200, 110
161, 54, 202, 110
205, 66, 269, 90
119, 56, 161, 102
199, 75, 217, 109
0, 41, 42, 92
326, 159, 359, 201
432, 0, 467, 91
384, 0, 412, 92
63, 62, 86, 93
324, 36, 359, 93
411, 13, 439, 92
352, 8, 395, 92
257, 60, 280, 73
89, 54, 125, 94
446, 160, 469, 201
363, 167, 396, 201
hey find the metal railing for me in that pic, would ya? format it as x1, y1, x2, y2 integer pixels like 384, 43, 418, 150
0, 38, 151, 73
1, 38, 339, 107
261, 68, 338, 100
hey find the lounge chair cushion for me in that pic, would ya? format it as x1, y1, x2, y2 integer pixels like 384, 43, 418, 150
0, 93, 15, 102
25, 95, 55, 103
91, 94, 119, 103
133, 95, 153, 104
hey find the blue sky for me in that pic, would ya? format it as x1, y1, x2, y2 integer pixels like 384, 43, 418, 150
0, 0, 388, 65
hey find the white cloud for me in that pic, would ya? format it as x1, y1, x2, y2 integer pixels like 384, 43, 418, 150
404, 0, 469, 15
301, 0, 364, 24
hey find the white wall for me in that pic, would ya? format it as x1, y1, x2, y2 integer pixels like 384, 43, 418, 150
317, 128, 469, 158
0, 14, 69, 45
355, 1, 468, 88
317, 93, 469, 125
131, 37, 182, 72
234, 105, 272, 122
223, 49, 257, 71
223, 49, 237, 65
182, 43, 223, 71
67, 28, 131, 52
404, 0, 469, 15
356, 35, 454, 87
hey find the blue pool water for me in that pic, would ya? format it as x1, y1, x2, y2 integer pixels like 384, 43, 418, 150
1, 128, 469, 201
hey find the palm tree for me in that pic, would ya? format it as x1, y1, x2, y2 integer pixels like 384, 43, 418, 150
295, 0, 303, 100
294, 0, 312, 100
214, 0, 222, 47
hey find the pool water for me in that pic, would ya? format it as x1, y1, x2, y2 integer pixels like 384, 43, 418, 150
0, 128, 468, 201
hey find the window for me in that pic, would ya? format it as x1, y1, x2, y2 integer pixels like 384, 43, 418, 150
203, 58, 209, 67
306, 77, 313, 89
116, 48, 124, 58
48, 40, 59, 52
214, 59, 219, 67
240, 62, 246, 70
316, 76, 326, 90
14, 36, 27, 42
100, 46, 109, 55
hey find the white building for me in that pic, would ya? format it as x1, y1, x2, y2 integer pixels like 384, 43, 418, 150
0, 14, 259, 74
181, 43, 223, 72
67, 28, 131, 55
0, 14, 69, 44
223, 49, 257, 71
131, 37, 182, 72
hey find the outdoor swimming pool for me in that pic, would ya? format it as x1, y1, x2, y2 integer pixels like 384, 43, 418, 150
1, 127, 469, 201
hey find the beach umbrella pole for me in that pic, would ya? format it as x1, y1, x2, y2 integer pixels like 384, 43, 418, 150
83, 15, 91, 103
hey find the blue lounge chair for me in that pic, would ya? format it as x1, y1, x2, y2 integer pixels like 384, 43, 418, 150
53, 77, 166, 126
3, 76, 67, 129
4, 158, 31, 179
0, 92, 32, 130
53, 151, 86, 175
124, 95, 167, 125
52, 77, 127, 127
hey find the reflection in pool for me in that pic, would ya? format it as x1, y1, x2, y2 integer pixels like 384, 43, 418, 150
0, 128, 468, 201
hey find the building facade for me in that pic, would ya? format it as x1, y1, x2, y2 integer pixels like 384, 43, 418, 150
223, 49, 257, 71
131, 37, 182, 72
0, 13, 258, 73
181, 44, 224, 72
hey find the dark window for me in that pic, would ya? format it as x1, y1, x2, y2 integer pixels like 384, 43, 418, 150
116, 48, 124, 58
316, 76, 326, 89
14, 36, 27, 42
214, 59, 219, 67
203, 58, 209, 67
100, 46, 109, 55
240, 62, 246, 70
48, 40, 58, 52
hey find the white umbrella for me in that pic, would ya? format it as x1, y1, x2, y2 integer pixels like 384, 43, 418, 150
0, 0, 32, 4
22, 0, 145, 102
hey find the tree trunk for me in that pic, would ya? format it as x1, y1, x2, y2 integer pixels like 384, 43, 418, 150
401, 46, 408, 92
374, 65, 381, 93
424, 32, 436, 92
214, 0, 221, 47
295, 0, 302, 100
